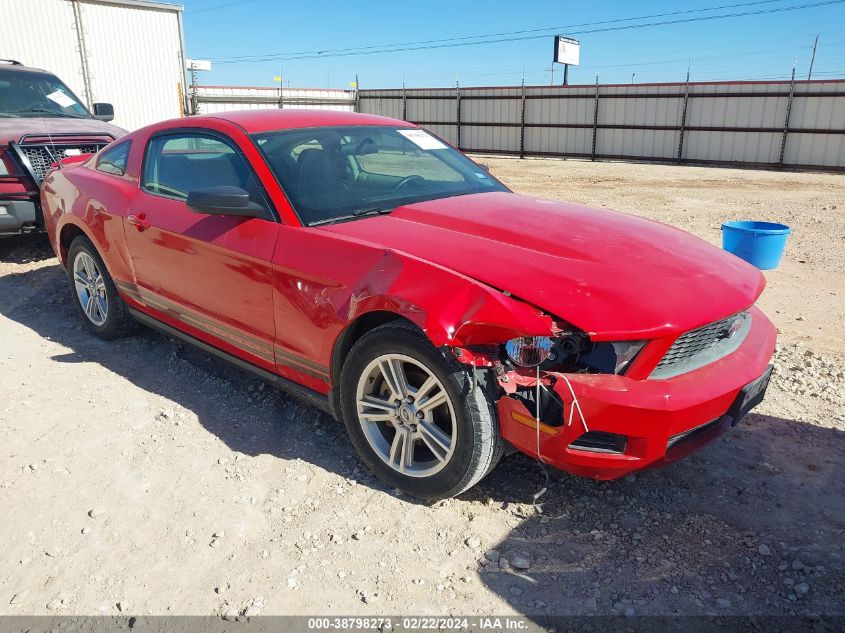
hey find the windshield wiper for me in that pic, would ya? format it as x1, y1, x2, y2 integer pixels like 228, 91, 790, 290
12, 108, 90, 119
309, 206, 393, 227
352, 206, 393, 217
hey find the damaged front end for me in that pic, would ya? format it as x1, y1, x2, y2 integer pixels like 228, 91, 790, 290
450, 319, 647, 464
447, 300, 776, 481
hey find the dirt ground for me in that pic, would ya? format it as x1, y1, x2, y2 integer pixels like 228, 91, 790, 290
1, 158, 843, 621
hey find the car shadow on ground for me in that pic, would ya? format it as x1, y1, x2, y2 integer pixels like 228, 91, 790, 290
469, 412, 845, 620
0, 233, 55, 265
0, 261, 405, 496
2, 260, 844, 621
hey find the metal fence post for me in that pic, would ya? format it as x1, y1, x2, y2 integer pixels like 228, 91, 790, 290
519, 80, 526, 159
591, 76, 599, 161
779, 67, 796, 167
455, 82, 462, 150
677, 72, 691, 163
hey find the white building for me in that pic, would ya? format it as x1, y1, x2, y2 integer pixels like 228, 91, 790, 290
1, 0, 187, 130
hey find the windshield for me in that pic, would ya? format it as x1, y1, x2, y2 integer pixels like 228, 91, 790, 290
0, 68, 91, 119
251, 125, 508, 225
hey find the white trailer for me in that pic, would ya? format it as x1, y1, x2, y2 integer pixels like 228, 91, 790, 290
1, 0, 187, 130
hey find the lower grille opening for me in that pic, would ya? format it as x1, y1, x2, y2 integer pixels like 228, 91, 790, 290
667, 417, 723, 450
569, 431, 627, 454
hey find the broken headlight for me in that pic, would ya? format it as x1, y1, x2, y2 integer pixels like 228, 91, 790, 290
609, 340, 646, 374
504, 336, 554, 367
567, 338, 645, 374
503, 332, 645, 375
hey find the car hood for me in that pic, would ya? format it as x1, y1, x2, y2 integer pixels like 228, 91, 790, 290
323, 192, 765, 339
0, 116, 126, 145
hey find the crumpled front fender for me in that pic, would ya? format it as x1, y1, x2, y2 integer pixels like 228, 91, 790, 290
346, 249, 554, 347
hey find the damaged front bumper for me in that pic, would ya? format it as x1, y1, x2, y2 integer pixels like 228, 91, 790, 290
488, 306, 777, 480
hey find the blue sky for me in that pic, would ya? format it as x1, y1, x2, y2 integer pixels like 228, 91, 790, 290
182, 0, 845, 88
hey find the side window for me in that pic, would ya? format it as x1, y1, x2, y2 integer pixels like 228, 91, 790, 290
141, 132, 270, 213
95, 141, 130, 176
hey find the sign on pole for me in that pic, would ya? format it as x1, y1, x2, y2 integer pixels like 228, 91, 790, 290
553, 36, 580, 66
185, 58, 212, 71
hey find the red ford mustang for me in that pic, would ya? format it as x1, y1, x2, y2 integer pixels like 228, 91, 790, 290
41, 110, 775, 499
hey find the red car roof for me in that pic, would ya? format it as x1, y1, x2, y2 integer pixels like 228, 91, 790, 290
202, 109, 414, 133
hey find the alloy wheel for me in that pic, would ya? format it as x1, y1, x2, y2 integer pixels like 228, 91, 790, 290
73, 252, 108, 326
355, 353, 457, 478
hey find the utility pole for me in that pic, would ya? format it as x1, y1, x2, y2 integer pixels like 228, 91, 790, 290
807, 35, 819, 80
354, 74, 360, 112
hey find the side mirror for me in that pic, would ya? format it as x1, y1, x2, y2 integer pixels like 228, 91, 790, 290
478, 163, 490, 172
186, 186, 264, 218
92, 102, 114, 122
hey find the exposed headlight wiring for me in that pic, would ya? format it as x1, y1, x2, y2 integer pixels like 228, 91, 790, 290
558, 373, 589, 434
532, 366, 589, 516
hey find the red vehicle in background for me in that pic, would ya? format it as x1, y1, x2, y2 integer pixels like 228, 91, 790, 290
40, 109, 775, 499
0, 59, 123, 236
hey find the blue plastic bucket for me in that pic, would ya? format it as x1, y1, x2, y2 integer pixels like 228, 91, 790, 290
721, 220, 791, 270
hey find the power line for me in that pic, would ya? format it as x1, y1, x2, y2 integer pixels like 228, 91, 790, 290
189, 0, 258, 14
403, 39, 817, 82
212, 0, 792, 61
211, 0, 845, 64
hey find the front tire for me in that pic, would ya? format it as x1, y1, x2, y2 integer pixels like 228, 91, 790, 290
67, 235, 138, 340
340, 321, 503, 500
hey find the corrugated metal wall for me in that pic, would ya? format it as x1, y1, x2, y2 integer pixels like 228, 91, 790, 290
192, 86, 355, 113
76, 1, 185, 130
1, 0, 85, 101
0, 0, 185, 130
359, 80, 845, 170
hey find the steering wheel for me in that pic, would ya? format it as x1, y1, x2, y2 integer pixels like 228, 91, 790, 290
394, 175, 425, 190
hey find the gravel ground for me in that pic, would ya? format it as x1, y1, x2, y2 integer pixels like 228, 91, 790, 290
0, 158, 843, 621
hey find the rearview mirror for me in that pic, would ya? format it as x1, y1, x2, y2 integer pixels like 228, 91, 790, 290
478, 163, 490, 172
92, 102, 114, 122
340, 138, 378, 156
186, 186, 264, 218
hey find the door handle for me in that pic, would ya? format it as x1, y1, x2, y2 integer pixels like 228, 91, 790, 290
127, 214, 152, 232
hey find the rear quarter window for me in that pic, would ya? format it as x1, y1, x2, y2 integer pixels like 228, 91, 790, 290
95, 141, 131, 176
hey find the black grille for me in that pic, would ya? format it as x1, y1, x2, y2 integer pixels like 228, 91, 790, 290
651, 312, 751, 379
19, 143, 106, 179
569, 431, 627, 454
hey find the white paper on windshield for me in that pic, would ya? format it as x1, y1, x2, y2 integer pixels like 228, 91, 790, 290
398, 129, 447, 150
46, 90, 76, 108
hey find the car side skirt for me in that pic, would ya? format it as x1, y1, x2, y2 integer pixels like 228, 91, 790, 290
129, 308, 338, 420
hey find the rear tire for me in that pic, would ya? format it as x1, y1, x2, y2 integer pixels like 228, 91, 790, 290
340, 321, 503, 500
67, 235, 139, 340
